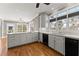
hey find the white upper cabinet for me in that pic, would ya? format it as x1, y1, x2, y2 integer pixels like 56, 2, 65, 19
40, 13, 46, 28
33, 16, 40, 31
40, 13, 49, 28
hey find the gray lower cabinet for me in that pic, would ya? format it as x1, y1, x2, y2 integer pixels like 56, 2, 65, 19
29, 33, 33, 43
49, 34, 55, 49
18, 33, 26, 45
26, 33, 30, 44
48, 34, 65, 55
40, 33, 43, 42
33, 32, 38, 41
15, 34, 21, 46
8, 32, 38, 48
54, 36, 65, 55
8, 34, 16, 48
8, 41, 15, 48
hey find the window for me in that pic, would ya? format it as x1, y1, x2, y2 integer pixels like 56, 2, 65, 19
68, 6, 79, 14
61, 19, 67, 29
8, 26, 14, 33
53, 14, 57, 18
17, 24, 23, 32
57, 10, 67, 17
50, 21, 57, 31
17, 23, 27, 32
23, 24, 27, 32
7, 24, 15, 34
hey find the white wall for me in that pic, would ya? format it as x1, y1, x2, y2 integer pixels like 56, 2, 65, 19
0, 19, 2, 37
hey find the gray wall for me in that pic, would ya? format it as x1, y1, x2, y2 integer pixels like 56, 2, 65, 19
2, 21, 17, 36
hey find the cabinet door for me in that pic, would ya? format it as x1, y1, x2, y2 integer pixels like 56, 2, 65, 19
26, 33, 33, 43
33, 32, 38, 41
55, 36, 65, 54
48, 35, 55, 49
26, 33, 29, 44
8, 38, 15, 48
40, 14, 45, 27
21, 33, 27, 44
40, 33, 43, 42
8, 34, 15, 48
8, 41, 15, 48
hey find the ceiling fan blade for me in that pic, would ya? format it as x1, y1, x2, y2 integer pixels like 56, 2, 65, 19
36, 3, 40, 8
44, 3, 50, 5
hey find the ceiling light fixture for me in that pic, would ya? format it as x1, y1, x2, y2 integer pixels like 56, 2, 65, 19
51, 8, 54, 10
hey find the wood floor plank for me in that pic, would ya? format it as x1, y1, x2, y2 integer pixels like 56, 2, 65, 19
8, 42, 62, 56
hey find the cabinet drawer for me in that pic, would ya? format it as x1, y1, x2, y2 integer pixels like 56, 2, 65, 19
8, 39, 15, 43
8, 42, 15, 48
8, 35, 15, 38
49, 43, 54, 49
49, 40, 54, 43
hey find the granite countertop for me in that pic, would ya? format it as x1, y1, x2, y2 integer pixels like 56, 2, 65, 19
7, 31, 39, 35
40, 31, 79, 40
7, 31, 79, 40
63, 34, 79, 40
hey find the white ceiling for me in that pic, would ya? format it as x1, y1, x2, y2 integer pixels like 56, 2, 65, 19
0, 3, 77, 22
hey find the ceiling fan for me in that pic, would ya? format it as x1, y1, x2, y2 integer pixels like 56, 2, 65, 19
36, 3, 50, 8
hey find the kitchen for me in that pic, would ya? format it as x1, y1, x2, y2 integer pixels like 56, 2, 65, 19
0, 3, 79, 56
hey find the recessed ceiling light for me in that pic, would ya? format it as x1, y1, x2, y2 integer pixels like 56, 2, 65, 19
51, 8, 54, 10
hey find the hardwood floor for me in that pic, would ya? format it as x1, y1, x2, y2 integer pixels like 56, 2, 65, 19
0, 36, 7, 56
8, 42, 62, 56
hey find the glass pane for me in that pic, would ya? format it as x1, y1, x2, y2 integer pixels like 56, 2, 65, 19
23, 24, 27, 32
68, 17, 77, 31
50, 21, 57, 31
68, 6, 79, 14
17, 24, 22, 32
62, 19, 67, 29
8, 26, 14, 33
